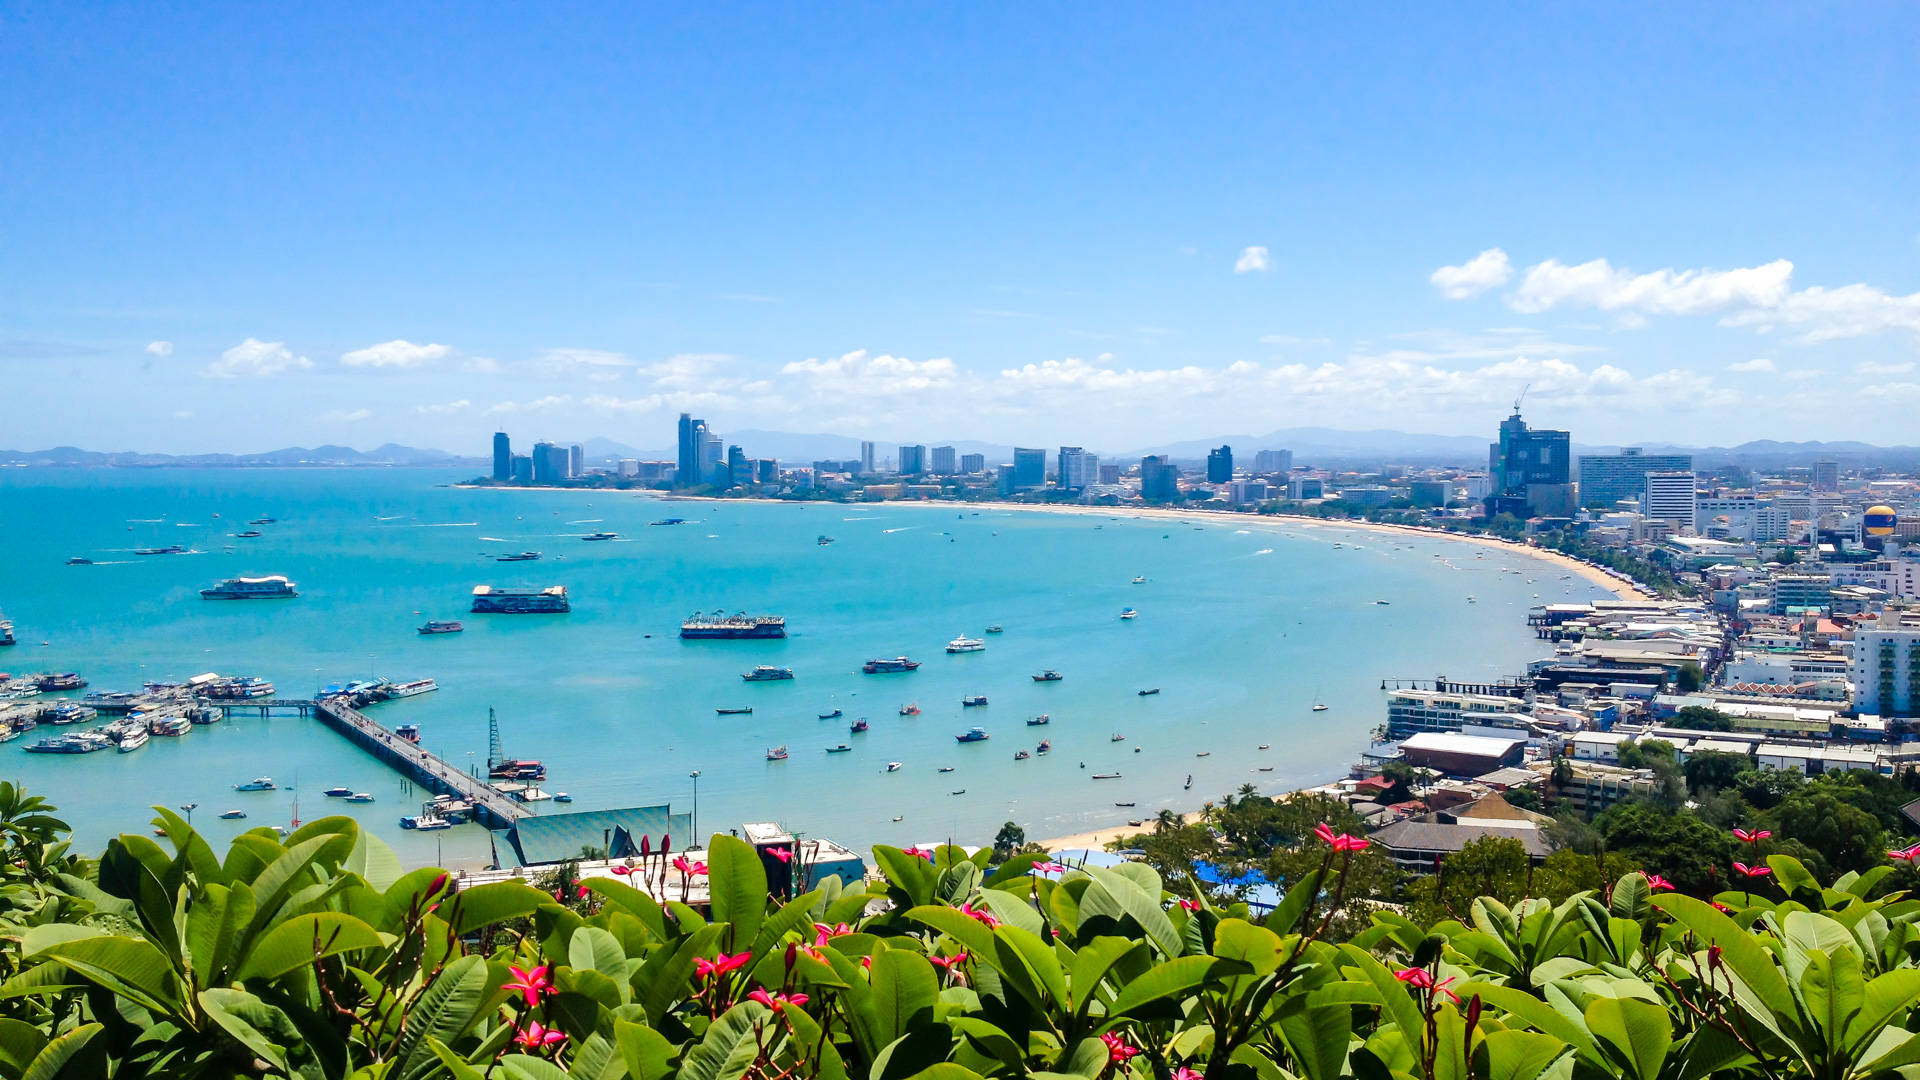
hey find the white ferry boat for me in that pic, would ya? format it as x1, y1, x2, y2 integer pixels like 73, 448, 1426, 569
200, 575, 299, 599
946, 636, 986, 653
384, 678, 439, 698
471, 585, 570, 613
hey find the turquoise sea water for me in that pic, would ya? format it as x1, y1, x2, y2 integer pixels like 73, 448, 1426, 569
0, 468, 1605, 865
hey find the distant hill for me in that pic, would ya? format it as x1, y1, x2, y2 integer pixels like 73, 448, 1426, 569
0, 444, 478, 467
1124, 427, 1493, 465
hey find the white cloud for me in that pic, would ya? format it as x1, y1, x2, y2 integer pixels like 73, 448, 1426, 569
1429, 248, 1512, 299
203, 338, 312, 378
780, 350, 960, 396
532, 348, 633, 380
414, 399, 471, 415
1857, 359, 1917, 375
1723, 283, 1920, 342
322, 408, 372, 422
1508, 256, 1793, 315
145, 340, 173, 357
1234, 246, 1271, 274
1727, 357, 1775, 372
484, 395, 574, 416
464, 356, 503, 373
171, 409, 193, 419
341, 340, 451, 369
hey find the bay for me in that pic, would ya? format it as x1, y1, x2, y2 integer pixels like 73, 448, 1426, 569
0, 467, 1602, 864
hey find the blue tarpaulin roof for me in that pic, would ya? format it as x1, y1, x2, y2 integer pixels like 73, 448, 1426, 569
1193, 860, 1283, 912
506, 806, 692, 866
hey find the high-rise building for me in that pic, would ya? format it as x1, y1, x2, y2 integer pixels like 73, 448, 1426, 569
1098, 463, 1122, 485
569, 444, 584, 477
1057, 447, 1098, 491
492, 432, 512, 481
617, 459, 640, 478
1849, 611, 1920, 717
898, 445, 927, 476
722, 445, 748, 488
1252, 449, 1292, 475
1489, 409, 1570, 495
1409, 480, 1452, 506
859, 441, 876, 476
1288, 476, 1325, 500
995, 463, 1016, 496
1577, 448, 1694, 507
702, 433, 724, 487
1642, 472, 1697, 532
1813, 459, 1840, 492
1206, 445, 1233, 484
677, 414, 711, 489
510, 454, 533, 485
758, 459, 777, 484
1013, 448, 1046, 489
960, 453, 985, 474
531, 441, 568, 484
930, 446, 956, 474
1140, 455, 1179, 501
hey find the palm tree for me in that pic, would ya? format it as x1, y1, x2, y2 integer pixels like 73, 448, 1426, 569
1154, 809, 1180, 834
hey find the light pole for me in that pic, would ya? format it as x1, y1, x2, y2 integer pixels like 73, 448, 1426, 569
688, 771, 700, 845
180, 803, 197, 827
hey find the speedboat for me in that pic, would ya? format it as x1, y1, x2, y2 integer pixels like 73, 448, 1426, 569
938, 766, 954, 773
553, 793, 572, 802
819, 708, 843, 719
65, 556, 93, 565
412, 816, 452, 831
1195, 751, 1211, 758
219, 810, 247, 820
322, 786, 353, 797
234, 530, 262, 538
1032, 670, 1063, 682
1131, 576, 1146, 584
962, 695, 987, 707
234, 777, 275, 792
1119, 608, 1138, 620
766, 745, 789, 761
344, 793, 375, 803
984, 625, 1004, 634
1312, 703, 1329, 712
1026, 714, 1050, 726
955, 727, 989, 743
886, 761, 902, 772
496, 551, 542, 562
581, 532, 618, 541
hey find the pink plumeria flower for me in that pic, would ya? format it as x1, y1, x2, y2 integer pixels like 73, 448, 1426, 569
859, 955, 873, 970
1394, 967, 1461, 1004
1100, 1032, 1142, 1064
746, 988, 808, 1010
503, 965, 551, 1008
1176, 898, 1201, 911
813, 922, 853, 946
1643, 873, 1673, 891
1174, 1069, 1204, 1080
1032, 861, 1068, 874
611, 864, 633, 876
1734, 861, 1772, 879
515, 1020, 567, 1049
929, 952, 968, 970
672, 855, 708, 876
1888, 844, 1920, 863
903, 845, 935, 860
1732, 828, 1772, 845
694, 951, 752, 980
1313, 822, 1370, 852
959, 901, 1001, 928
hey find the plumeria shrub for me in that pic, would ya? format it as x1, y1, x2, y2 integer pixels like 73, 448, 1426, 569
0, 789, 1917, 1080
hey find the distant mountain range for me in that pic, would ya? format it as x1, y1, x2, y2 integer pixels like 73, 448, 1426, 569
0, 444, 479, 467
9, 432, 1919, 471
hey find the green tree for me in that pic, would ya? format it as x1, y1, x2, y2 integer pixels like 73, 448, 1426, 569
1734, 766, 1804, 810
1764, 789, 1887, 877
1671, 705, 1733, 731
991, 820, 1027, 861
1616, 738, 1676, 770
1595, 802, 1736, 894
1404, 836, 1533, 925
1674, 661, 1704, 693
1682, 750, 1748, 793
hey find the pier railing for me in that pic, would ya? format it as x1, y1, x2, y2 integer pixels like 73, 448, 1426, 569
313, 699, 527, 829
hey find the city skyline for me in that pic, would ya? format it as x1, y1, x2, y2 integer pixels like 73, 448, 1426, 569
5, 5, 1918, 452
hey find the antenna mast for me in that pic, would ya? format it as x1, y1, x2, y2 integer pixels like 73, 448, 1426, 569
487, 708, 504, 771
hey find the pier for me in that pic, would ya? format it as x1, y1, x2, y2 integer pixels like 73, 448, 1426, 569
313, 698, 527, 829
1377, 676, 1529, 699
205, 698, 317, 718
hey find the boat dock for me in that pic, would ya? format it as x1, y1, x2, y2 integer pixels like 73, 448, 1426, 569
313, 698, 528, 829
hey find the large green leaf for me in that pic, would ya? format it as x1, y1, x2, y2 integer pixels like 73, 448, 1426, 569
1068, 936, 1140, 1021
0, 1018, 49, 1080
872, 846, 937, 909
1276, 1003, 1353, 1080
1480, 1029, 1572, 1080
678, 1002, 766, 1080
236, 911, 387, 980
1608, 873, 1651, 922
498, 1055, 572, 1080
906, 906, 999, 961
1846, 969, 1920, 1056
198, 988, 292, 1073
869, 949, 941, 1047
1104, 955, 1242, 1019
706, 834, 767, 951
444, 881, 553, 935
388, 955, 492, 1080
1650, 894, 1794, 1021
637, 923, 728, 1026
1077, 866, 1182, 958
243, 830, 357, 937
995, 924, 1069, 1012
615, 1020, 679, 1080
23, 930, 184, 1017
19, 1024, 102, 1080
1585, 996, 1671, 1080
1213, 918, 1285, 977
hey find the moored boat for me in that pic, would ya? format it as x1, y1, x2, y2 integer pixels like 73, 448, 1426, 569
863, 657, 920, 674
234, 777, 275, 791
200, 575, 299, 599
742, 665, 795, 681
496, 551, 542, 561
955, 727, 989, 743
849, 718, 869, 733
1014, 750, 1031, 760
825, 744, 852, 753
899, 703, 920, 716
1032, 670, 1063, 682
818, 708, 843, 719
343, 793, 375, 803
1026, 714, 1050, 726
765, 745, 789, 761
323, 786, 353, 797
962, 695, 987, 707
418, 620, 465, 634
581, 531, 618, 541
385, 678, 438, 698
715, 706, 753, 715
945, 636, 985, 653
1137, 687, 1160, 696
219, 810, 247, 820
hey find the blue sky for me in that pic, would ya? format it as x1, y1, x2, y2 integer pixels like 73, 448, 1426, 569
4, 3, 1917, 453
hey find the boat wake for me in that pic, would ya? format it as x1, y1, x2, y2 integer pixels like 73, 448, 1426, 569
1251, 548, 1274, 556
478, 536, 509, 542
413, 522, 480, 527
566, 518, 603, 525
883, 527, 916, 534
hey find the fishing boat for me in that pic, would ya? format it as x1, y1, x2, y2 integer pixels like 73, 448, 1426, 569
955, 727, 989, 743
765, 745, 789, 761
418, 620, 464, 634
219, 810, 247, 820
984, 624, 1004, 634
816, 535, 835, 545
581, 531, 618, 541
1258, 766, 1274, 772
322, 786, 353, 797
1026, 714, 1050, 726
343, 793, 375, 803
1184, 774, 1193, 789
1110, 733, 1125, 742
938, 766, 954, 773
716, 706, 753, 715
819, 708, 843, 719
825, 744, 853, 753
1195, 751, 1211, 757
234, 530, 262, 538
1137, 688, 1160, 696
1092, 773, 1121, 780
234, 777, 276, 792
945, 636, 986, 653
899, 703, 921, 716
850, 718, 870, 733
742, 665, 795, 681
1037, 739, 1052, 753
1032, 670, 1063, 682
1014, 750, 1031, 760
951, 790, 966, 796
1119, 608, 1138, 620
496, 551, 543, 562
1114, 801, 1136, 807
863, 657, 920, 674
1258, 743, 1270, 750
962, 695, 987, 707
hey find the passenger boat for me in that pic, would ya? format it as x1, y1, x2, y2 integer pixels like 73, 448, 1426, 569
946, 636, 986, 653
219, 810, 247, 820
825, 744, 853, 753
850, 718, 870, 733
322, 786, 353, 797
863, 657, 920, 674
496, 551, 542, 562
1014, 750, 1031, 760
117, 728, 149, 753
766, 745, 789, 761
1119, 608, 1138, 620
36, 672, 87, 691
899, 703, 920, 716
396, 724, 420, 743
385, 678, 438, 698
1032, 670, 1063, 682
472, 585, 570, 614
818, 708, 844, 719
418, 620, 464, 634
1092, 773, 1121, 780
1137, 688, 1160, 696
984, 625, 1004, 634
742, 665, 795, 681
681, 611, 785, 639
1026, 714, 1050, 726
343, 793, 375, 803
715, 706, 753, 715
134, 545, 188, 555
234, 777, 276, 791
581, 531, 618, 541
148, 716, 192, 737
962, 695, 987, 707
200, 575, 299, 599
955, 727, 989, 743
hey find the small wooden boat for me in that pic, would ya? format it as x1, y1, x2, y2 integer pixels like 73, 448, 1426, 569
1026, 714, 1050, 726
1137, 688, 1160, 696
819, 708, 843, 719
825, 744, 853, 754
1092, 773, 1121, 780
716, 706, 753, 715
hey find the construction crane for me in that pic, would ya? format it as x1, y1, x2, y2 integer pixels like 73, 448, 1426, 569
1513, 382, 1531, 414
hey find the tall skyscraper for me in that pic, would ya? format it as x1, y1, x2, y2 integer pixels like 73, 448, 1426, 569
859, 441, 876, 475
677, 413, 705, 488
569, 444, 584, 478
1813, 459, 1840, 492
898, 444, 927, 476
1577, 448, 1694, 507
1140, 455, 1179, 501
1643, 472, 1697, 531
930, 446, 957, 474
1012, 448, 1046, 489
1206, 445, 1233, 484
510, 454, 533, 484
492, 432, 512, 481
1489, 410, 1570, 494
960, 452, 985, 474
1057, 447, 1098, 491
727, 445, 750, 488
1252, 449, 1292, 475
702, 433, 724, 487
531, 441, 569, 484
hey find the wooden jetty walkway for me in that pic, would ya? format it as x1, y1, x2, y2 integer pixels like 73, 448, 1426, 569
313, 698, 527, 829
